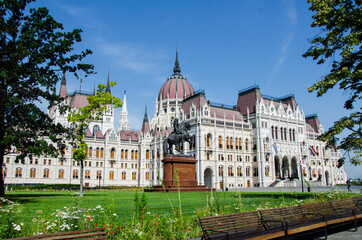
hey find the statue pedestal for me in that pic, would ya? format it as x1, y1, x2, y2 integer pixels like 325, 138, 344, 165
145, 155, 210, 192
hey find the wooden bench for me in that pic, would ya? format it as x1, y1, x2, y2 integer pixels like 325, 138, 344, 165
5, 228, 106, 240
259, 205, 327, 239
352, 196, 362, 212
199, 211, 285, 240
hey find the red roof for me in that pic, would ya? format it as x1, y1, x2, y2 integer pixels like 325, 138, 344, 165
158, 76, 194, 101
119, 130, 139, 141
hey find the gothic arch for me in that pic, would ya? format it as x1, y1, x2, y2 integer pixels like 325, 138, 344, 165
204, 168, 213, 188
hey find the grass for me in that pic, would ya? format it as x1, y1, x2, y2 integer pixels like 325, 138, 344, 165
2, 189, 359, 239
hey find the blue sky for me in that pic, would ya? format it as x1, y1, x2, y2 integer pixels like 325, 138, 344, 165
32, 0, 361, 178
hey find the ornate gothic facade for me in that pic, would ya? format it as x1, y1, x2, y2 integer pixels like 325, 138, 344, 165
3, 53, 347, 189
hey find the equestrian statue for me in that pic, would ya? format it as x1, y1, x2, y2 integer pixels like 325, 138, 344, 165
163, 118, 192, 155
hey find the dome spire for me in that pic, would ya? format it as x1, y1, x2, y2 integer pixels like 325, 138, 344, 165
173, 48, 181, 75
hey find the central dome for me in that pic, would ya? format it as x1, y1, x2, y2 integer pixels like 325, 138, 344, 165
158, 50, 194, 101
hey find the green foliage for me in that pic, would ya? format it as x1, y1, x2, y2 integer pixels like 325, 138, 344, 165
303, 0, 361, 165
0, 0, 94, 196
67, 82, 122, 197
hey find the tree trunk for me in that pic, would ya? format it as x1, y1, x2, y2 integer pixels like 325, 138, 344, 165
80, 160, 84, 197
0, 157, 4, 197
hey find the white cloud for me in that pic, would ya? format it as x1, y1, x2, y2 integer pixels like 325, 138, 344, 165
96, 39, 167, 74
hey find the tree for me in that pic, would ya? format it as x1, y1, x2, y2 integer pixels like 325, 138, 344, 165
303, 0, 361, 165
0, 0, 94, 196
68, 83, 122, 197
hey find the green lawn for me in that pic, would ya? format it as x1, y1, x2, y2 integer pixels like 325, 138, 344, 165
6, 190, 314, 219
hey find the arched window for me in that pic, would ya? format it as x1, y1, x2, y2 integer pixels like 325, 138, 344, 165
271, 126, 275, 139
237, 166, 242, 177
59, 169, 64, 179
146, 150, 150, 159
245, 139, 249, 151
43, 169, 50, 178
15, 168, 22, 178
89, 147, 93, 157
125, 150, 128, 159
230, 137, 233, 149
93, 125, 99, 136
228, 166, 234, 177
235, 138, 238, 150
72, 170, 78, 179
265, 166, 270, 177
132, 171, 137, 180
218, 136, 223, 149
100, 148, 104, 158
206, 133, 212, 147
30, 168, 36, 178
226, 137, 230, 149
96, 170, 102, 179
280, 128, 284, 140
121, 149, 124, 159
131, 150, 134, 160
284, 128, 287, 141
289, 129, 292, 142
218, 166, 223, 177
135, 150, 138, 159
238, 138, 242, 150
145, 172, 150, 180
96, 147, 100, 158
85, 170, 90, 179
246, 167, 250, 177
109, 171, 114, 180
275, 127, 278, 139
110, 148, 116, 159
122, 171, 126, 180
292, 129, 295, 142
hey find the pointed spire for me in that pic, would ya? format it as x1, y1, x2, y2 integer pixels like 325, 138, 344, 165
106, 71, 111, 93
141, 105, 150, 134
118, 90, 129, 131
173, 48, 181, 75
59, 71, 67, 98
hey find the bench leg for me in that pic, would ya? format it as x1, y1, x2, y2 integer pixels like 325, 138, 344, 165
324, 225, 327, 240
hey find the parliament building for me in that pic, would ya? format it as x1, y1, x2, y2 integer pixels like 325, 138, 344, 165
3, 52, 347, 190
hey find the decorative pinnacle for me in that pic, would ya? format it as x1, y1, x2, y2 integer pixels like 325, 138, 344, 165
143, 106, 148, 122
106, 71, 111, 93
173, 48, 181, 75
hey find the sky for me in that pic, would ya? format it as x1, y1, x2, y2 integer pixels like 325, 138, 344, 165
31, 0, 361, 178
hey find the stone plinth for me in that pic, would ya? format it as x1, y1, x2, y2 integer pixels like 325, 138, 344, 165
145, 155, 210, 192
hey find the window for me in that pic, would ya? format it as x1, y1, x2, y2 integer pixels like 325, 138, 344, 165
238, 138, 242, 150
228, 166, 234, 177
30, 168, 36, 178
218, 154, 224, 161
85, 170, 90, 179
246, 167, 250, 177
226, 137, 230, 149
218, 166, 223, 177
109, 171, 114, 180
122, 171, 126, 180
125, 150, 128, 159
73, 170, 78, 179
135, 150, 138, 159
235, 138, 238, 150
206, 133, 211, 147
146, 150, 150, 159
228, 155, 233, 161
96, 148, 100, 158
121, 149, 124, 159
132, 171, 137, 180
265, 166, 270, 176
271, 126, 274, 139
110, 162, 114, 168
43, 159, 47, 165
230, 137, 233, 149
48, 159, 51, 165
280, 128, 284, 140
44, 169, 50, 178
131, 150, 134, 159
218, 136, 223, 149
111, 148, 116, 159
237, 167, 242, 177
145, 172, 150, 180
253, 168, 259, 177
100, 148, 104, 158
245, 139, 249, 151
15, 168, 22, 178
59, 169, 64, 179
89, 147, 92, 157
96, 170, 102, 179
6, 157, 10, 163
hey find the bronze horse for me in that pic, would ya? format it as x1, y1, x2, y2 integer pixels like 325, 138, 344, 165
163, 121, 192, 155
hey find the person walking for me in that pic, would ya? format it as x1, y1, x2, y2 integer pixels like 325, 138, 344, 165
346, 180, 351, 192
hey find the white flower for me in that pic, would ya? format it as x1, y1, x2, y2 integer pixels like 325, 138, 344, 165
14, 225, 21, 231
